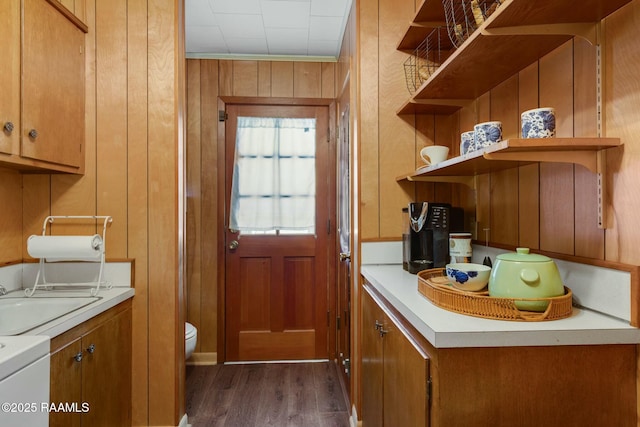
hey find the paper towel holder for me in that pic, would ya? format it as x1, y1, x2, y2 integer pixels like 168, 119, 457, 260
24, 215, 113, 297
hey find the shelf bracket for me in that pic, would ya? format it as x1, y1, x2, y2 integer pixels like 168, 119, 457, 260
482, 150, 598, 173
407, 175, 476, 189
482, 23, 599, 45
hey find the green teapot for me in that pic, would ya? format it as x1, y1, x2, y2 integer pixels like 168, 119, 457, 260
488, 248, 565, 312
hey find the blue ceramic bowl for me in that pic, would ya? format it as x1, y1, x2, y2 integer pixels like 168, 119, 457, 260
445, 263, 491, 291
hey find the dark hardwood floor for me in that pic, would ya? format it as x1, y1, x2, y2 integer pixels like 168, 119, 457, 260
186, 361, 351, 427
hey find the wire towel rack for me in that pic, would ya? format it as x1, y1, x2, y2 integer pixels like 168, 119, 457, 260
24, 215, 113, 297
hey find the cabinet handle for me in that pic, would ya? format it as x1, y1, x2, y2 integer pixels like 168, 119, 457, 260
379, 328, 388, 338
74, 352, 83, 362
86, 344, 95, 354
3, 122, 13, 134
28, 129, 38, 139
374, 320, 383, 330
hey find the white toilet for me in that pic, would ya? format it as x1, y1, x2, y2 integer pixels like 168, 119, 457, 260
185, 322, 197, 360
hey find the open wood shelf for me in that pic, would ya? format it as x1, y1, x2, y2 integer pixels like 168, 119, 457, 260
396, 138, 621, 183
397, 0, 633, 114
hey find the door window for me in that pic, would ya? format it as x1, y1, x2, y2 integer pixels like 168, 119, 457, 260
229, 116, 316, 235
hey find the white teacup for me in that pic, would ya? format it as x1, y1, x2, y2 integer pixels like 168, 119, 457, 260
420, 145, 449, 166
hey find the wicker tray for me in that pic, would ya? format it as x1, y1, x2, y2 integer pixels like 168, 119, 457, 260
417, 268, 573, 321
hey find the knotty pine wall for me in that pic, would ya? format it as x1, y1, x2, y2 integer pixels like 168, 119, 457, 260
1, 0, 185, 425
358, 0, 640, 267
185, 59, 341, 358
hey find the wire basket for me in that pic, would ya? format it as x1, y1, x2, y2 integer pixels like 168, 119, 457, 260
442, 0, 502, 47
403, 27, 452, 94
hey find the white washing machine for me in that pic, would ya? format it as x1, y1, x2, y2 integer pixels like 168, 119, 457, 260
0, 335, 50, 427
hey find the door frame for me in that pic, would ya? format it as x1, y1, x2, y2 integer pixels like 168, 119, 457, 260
216, 96, 338, 363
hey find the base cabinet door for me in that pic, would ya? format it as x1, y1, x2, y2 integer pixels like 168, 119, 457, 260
50, 301, 132, 427
361, 286, 430, 427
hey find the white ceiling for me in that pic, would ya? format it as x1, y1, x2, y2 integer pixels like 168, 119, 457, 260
185, 0, 352, 60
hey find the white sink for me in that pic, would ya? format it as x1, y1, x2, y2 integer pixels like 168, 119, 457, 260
0, 296, 100, 335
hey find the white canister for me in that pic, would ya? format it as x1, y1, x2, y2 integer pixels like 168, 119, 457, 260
460, 131, 475, 155
521, 107, 556, 138
449, 232, 472, 263
474, 121, 502, 150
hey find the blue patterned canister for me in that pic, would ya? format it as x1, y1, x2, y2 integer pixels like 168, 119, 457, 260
521, 107, 556, 138
474, 121, 502, 150
460, 131, 475, 155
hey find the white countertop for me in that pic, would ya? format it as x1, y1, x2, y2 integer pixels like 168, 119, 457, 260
14, 287, 134, 339
361, 264, 640, 348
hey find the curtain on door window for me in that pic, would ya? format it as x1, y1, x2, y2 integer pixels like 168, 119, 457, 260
230, 116, 316, 235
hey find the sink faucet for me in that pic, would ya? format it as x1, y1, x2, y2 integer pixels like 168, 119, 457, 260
0, 285, 6, 296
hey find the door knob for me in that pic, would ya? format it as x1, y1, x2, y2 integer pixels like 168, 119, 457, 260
229, 240, 239, 250
339, 252, 351, 261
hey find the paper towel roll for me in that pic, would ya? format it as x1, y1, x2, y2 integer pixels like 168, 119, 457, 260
27, 235, 103, 262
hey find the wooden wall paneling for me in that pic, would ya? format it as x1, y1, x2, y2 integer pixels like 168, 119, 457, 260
573, 37, 604, 259
147, 0, 180, 423
258, 61, 272, 97
22, 176, 51, 259
415, 114, 435, 202
456, 104, 478, 233
294, 62, 322, 98
603, 1, 640, 264
377, 0, 416, 237
219, 60, 233, 97
232, 60, 259, 97
271, 62, 294, 98
125, 0, 150, 423
93, 0, 127, 255
359, 0, 380, 239
518, 62, 540, 249
539, 41, 575, 255
475, 93, 491, 242
321, 62, 336, 99
433, 114, 454, 204
186, 60, 203, 353
0, 170, 22, 262
200, 60, 219, 353
489, 76, 519, 246
74, 0, 86, 23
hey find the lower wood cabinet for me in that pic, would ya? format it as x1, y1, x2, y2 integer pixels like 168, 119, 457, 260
362, 285, 429, 427
361, 279, 637, 427
49, 300, 132, 427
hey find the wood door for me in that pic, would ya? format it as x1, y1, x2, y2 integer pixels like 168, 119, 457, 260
361, 288, 384, 427
224, 104, 332, 362
383, 312, 430, 427
22, 0, 84, 168
81, 308, 132, 427
337, 104, 351, 389
49, 339, 82, 427
0, 0, 20, 155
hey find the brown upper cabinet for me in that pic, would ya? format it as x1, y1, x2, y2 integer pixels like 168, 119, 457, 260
0, 0, 87, 174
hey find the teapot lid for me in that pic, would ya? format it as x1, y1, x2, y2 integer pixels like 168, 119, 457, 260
496, 247, 551, 262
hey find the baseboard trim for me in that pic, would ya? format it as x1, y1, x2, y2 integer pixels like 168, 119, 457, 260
186, 352, 217, 366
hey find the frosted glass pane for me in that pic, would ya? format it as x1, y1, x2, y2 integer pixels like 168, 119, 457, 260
230, 116, 316, 234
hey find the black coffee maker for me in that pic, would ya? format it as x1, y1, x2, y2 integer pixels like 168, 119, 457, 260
402, 202, 452, 274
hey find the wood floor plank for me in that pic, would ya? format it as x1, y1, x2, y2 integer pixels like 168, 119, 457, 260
313, 361, 349, 413
186, 362, 350, 427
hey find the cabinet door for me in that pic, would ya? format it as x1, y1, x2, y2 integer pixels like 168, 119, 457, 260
50, 338, 83, 427
22, 0, 84, 168
0, 0, 20, 155
81, 308, 132, 427
361, 289, 384, 427
383, 313, 430, 427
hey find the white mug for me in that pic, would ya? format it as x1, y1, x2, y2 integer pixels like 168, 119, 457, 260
420, 145, 449, 166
